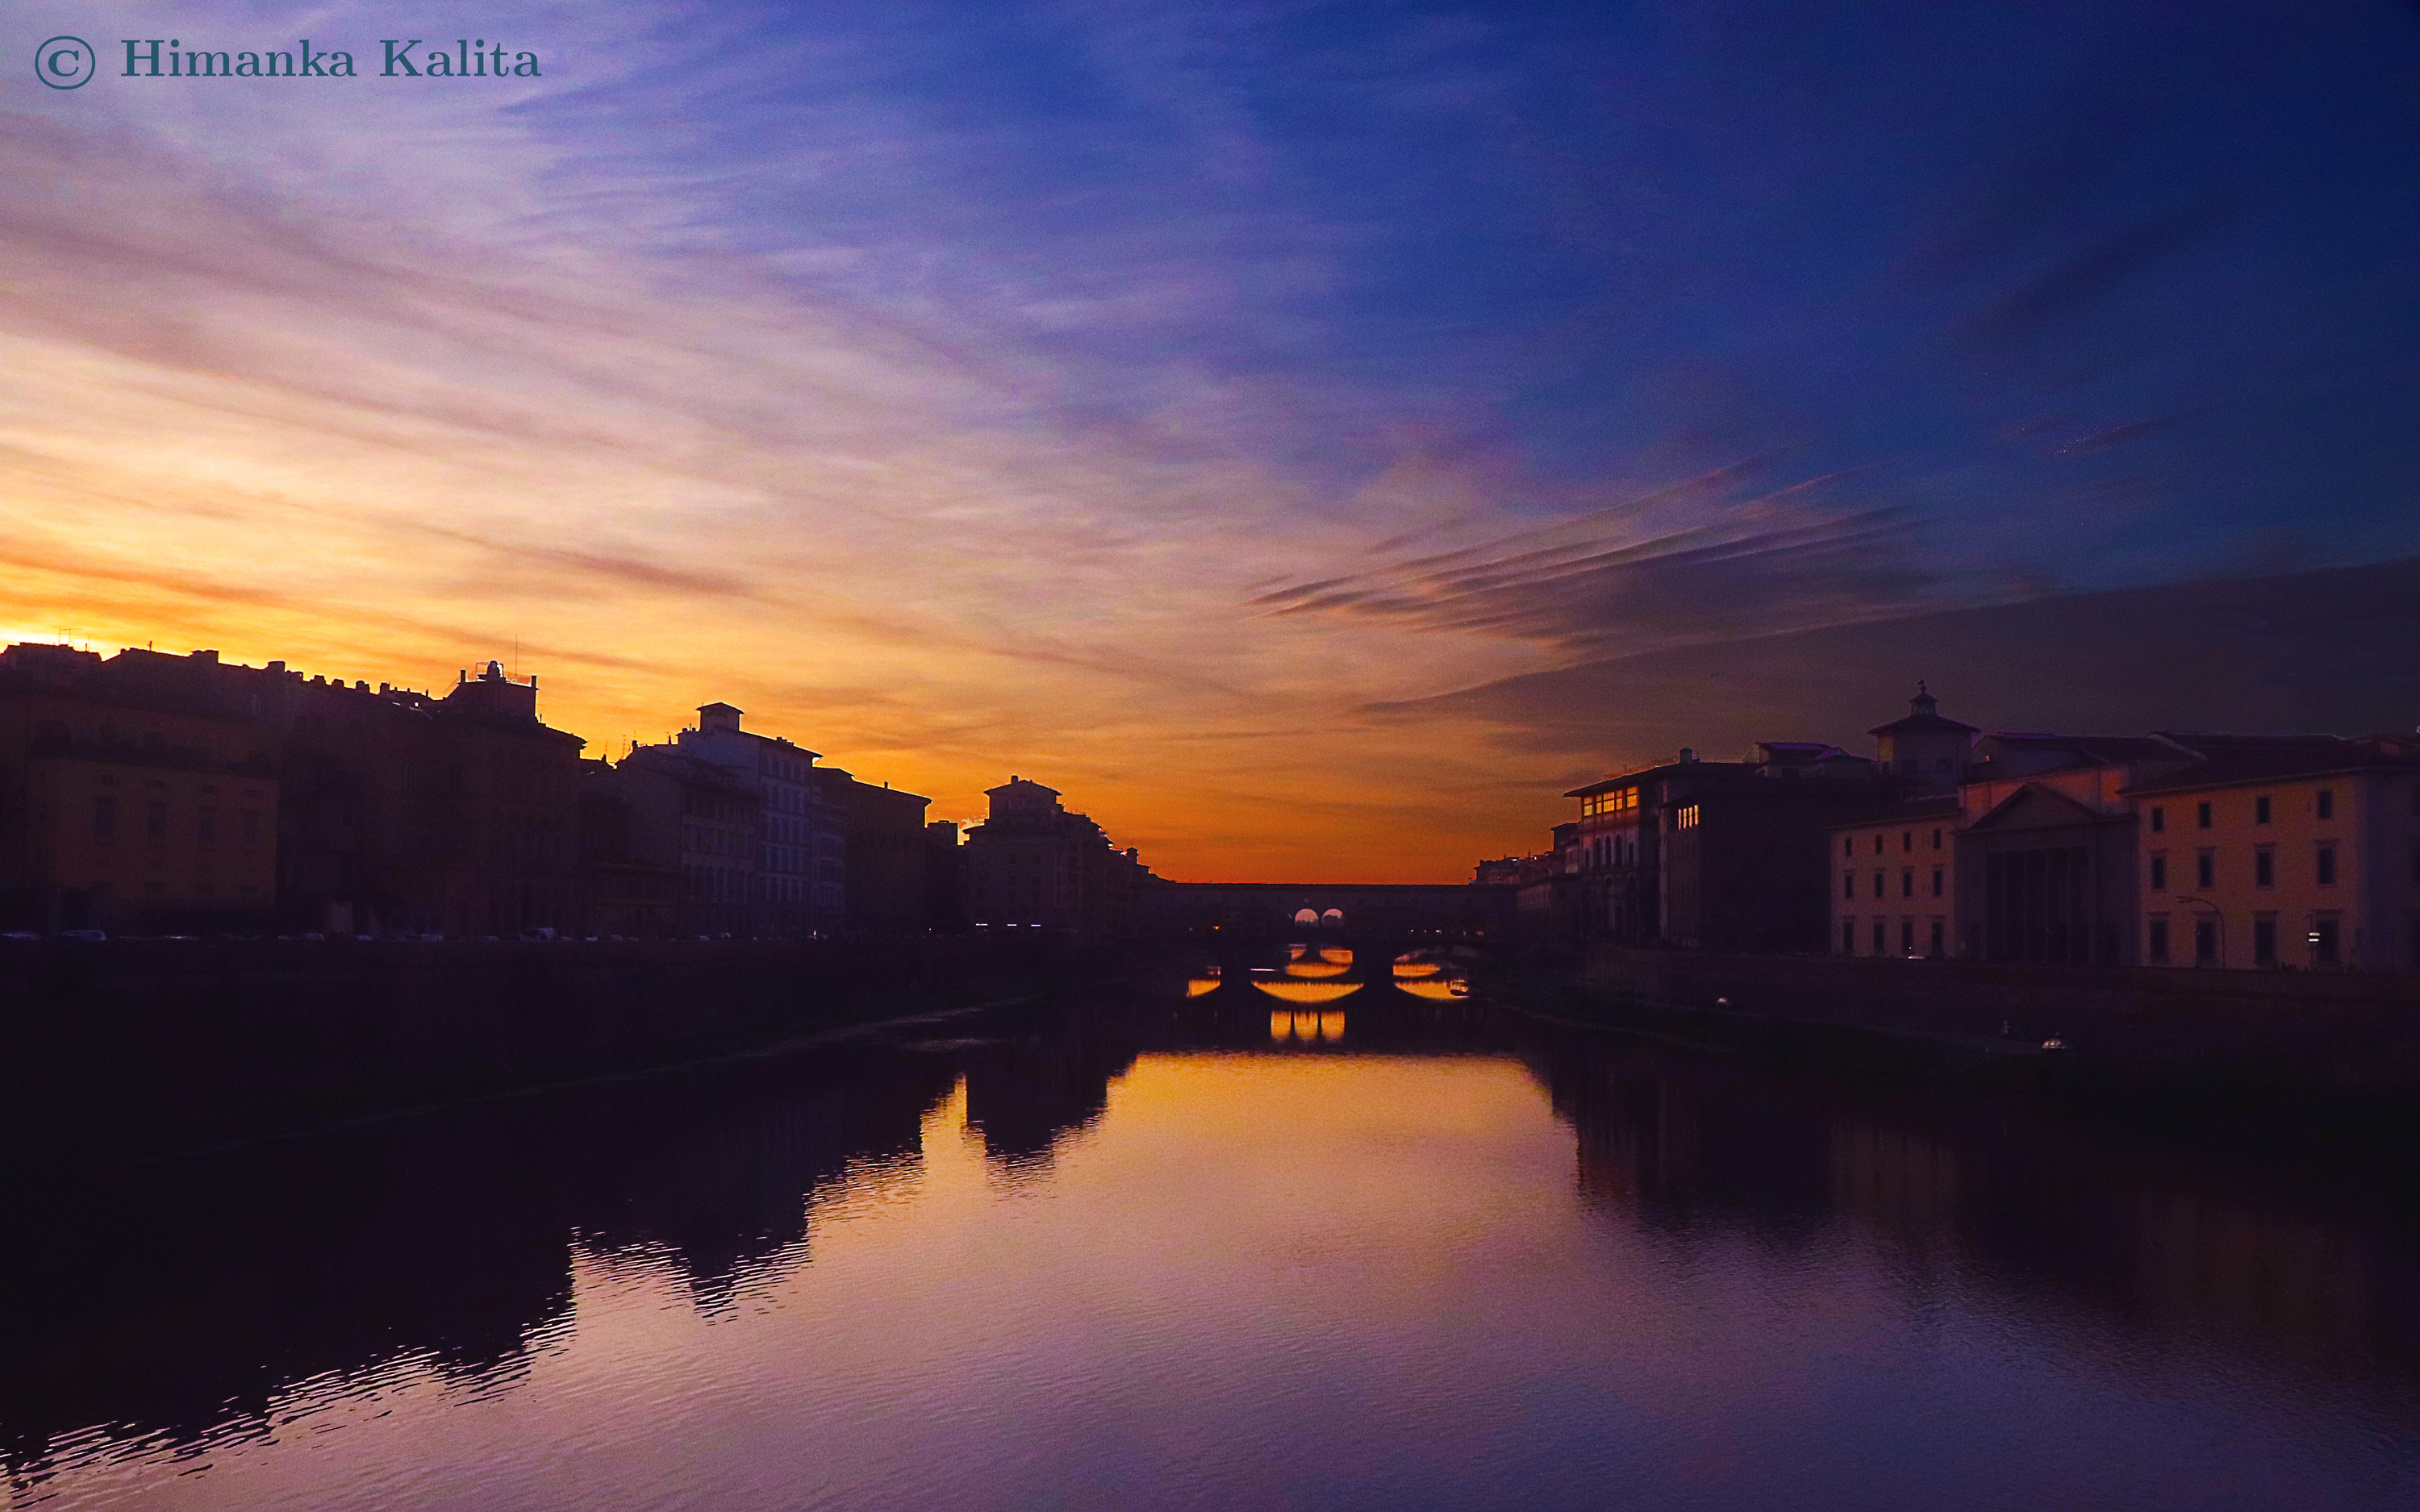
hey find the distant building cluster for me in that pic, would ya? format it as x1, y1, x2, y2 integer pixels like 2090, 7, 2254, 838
0, 642, 1152, 939
1481, 687, 2420, 973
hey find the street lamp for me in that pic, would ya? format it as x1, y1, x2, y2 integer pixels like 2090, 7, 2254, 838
2172, 895, 2224, 968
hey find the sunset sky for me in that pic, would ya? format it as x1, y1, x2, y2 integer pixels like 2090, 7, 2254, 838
6, 2, 2418, 880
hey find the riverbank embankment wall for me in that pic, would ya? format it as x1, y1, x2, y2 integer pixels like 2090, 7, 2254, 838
0, 937, 1079, 1160
1580, 946, 2420, 1088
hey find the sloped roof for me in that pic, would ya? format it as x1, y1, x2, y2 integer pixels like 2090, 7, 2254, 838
2122, 734, 2420, 794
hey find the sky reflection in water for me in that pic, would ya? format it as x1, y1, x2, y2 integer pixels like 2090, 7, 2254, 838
5, 984, 2418, 1511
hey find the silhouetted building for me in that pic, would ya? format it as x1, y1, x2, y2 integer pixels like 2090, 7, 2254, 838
811, 766, 931, 935
0, 644, 279, 932
576, 759, 681, 938
1867, 684, 1980, 790
1563, 735, 1909, 953
27, 646, 589, 936
676, 702, 837, 936
611, 744, 763, 937
962, 777, 1152, 935
924, 820, 966, 933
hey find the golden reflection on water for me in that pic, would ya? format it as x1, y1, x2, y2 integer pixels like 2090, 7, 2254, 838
1283, 960, 1350, 978
1395, 978, 1470, 1001
1186, 977, 1221, 998
1268, 1011, 1346, 1042
1393, 961, 1442, 978
1319, 948, 1354, 965
1252, 979, 1362, 1005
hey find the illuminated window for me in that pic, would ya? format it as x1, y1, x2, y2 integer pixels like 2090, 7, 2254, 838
1675, 805, 1700, 830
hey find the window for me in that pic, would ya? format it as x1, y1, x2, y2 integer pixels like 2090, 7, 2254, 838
1874, 870, 1886, 898
1842, 920, 1855, 953
1900, 919, 1916, 955
2194, 918, 2218, 965
2147, 918, 2170, 964
146, 801, 169, 844
2254, 848, 2274, 888
2196, 851, 2215, 889
2150, 806, 2165, 833
92, 796, 116, 843
240, 810, 260, 848
1871, 920, 1885, 954
1675, 805, 1700, 830
2149, 855, 2167, 891
1928, 918, 1945, 955
1843, 873, 1855, 900
1901, 868, 1914, 899
2312, 917, 2340, 966
1931, 828, 1943, 850
2197, 801, 2213, 829
2255, 794, 2272, 825
1842, 837, 1853, 858
1930, 865, 1944, 898
1901, 831, 1913, 853
2252, 915, 2277, 966
197, 807, 217, 847
2316, 788, 2334, 821
1872, 834, 1884, 855
2316, 845, 2336, 886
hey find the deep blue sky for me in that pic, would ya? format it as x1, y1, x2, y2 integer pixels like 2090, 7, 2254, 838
511, 0, 2420, 596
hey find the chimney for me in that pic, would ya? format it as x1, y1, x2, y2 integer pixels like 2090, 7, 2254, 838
190, 649, 218, 663
1679, 747, 1696, 763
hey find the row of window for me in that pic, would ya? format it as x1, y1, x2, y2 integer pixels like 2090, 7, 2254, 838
1843, 827, 1947, 857
2147, 788, 2345, 834
92, 798, 261, 848
1578, 787, 1639, 819
2147, 844, 2353, 892
1838, 917, 1948, 956
1842, 866, 1946, 901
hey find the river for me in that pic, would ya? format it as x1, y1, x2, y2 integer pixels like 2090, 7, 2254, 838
5, 950, 2418, 1510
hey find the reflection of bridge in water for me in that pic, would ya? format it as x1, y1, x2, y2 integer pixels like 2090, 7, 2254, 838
1176, 939, 1487, 1053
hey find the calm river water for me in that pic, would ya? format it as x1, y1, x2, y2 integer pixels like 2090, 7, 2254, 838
6, 955, 2419, 1510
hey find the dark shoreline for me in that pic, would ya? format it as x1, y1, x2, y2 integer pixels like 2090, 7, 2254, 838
0, 935, 1095, 1167
1488, 958, 2420, 1198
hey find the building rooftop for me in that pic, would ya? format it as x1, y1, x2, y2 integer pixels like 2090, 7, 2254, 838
2121, 734, 2420, 794
1868, 685, 1980, 737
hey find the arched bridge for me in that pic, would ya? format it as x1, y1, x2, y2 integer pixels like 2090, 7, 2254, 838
1132, 881, 1504, 946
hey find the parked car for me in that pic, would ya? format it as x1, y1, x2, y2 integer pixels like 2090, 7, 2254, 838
60, 929, 106, 942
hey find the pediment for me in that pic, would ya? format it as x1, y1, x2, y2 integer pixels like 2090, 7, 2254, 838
1967, 782, 2108, 833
